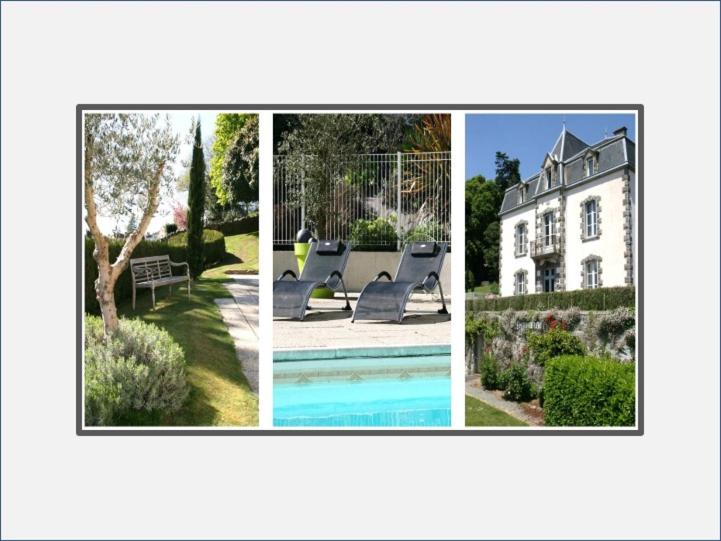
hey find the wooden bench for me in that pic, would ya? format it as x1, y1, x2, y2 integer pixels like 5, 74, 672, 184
130, 255, 190, 310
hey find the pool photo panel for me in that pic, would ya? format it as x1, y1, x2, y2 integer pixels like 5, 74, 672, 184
272, 113, 452, 427
464, 113, 638, 428
82, 110, 259, 428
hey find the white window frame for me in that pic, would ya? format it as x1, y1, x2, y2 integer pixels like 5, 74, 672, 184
543, 212, 555, 246
586, 157, 594, 177
515, 223, 527, 255
585, 199, 598, 237
586, 259, 599, 289
514, 271, 526, 295
545, 168, 552, 189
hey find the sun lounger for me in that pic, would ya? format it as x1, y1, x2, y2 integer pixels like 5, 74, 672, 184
352, 241, 449, 323
273, 240, 352, 320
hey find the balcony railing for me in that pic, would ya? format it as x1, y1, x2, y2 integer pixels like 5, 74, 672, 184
531, 236, 560, 258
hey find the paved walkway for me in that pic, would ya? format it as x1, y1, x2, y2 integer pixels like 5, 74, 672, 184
273, 293, 451, 350
215, 275, 259, 393
465, 375, 541, 426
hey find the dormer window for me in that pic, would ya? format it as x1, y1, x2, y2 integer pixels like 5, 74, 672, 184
586, 157, 594, 176
545, 168, 553, 189
584, 151, 598, 177
518, 185, 526, 204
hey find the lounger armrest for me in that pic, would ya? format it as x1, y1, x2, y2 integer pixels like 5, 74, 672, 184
275, 269, 298, 281
326, 270, 344, 283
422, 271, 440, 290
372, 271, 393, 282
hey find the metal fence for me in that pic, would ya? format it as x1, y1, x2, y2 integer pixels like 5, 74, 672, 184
273, 151, 451, 250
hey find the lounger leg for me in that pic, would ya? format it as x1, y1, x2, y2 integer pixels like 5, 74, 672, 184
339, 277, 352, 311
187, 279, 191, 299
151, 286, 156, 310
436, 282, 449, 315
169, 285, 172, 296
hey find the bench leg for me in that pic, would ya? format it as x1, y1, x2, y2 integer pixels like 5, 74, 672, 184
132, 284, 136, 310
169, 285, 172, 296
151, 286, 156, 310
187, 279, 191, 300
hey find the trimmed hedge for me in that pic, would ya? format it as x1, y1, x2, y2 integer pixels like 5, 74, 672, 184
468, 286, 635, 312
544, 355, 635, 427
85, 229, 225, 314
206, 214, 258, 236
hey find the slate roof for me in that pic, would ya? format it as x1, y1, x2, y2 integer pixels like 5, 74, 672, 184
500, 126, 635, 216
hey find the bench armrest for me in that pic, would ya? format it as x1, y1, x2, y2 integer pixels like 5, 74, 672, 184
169, 261, 190, 276
372, 271, 392, 282
275, 269, 297, 281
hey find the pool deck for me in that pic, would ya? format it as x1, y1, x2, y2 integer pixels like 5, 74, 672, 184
273, 292, 451, 350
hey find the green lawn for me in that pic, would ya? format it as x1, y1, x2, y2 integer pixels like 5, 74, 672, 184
203, 232, 258, 279
468, 283, 498, 294
465, 395, 528, 427
116, 232, 260, 427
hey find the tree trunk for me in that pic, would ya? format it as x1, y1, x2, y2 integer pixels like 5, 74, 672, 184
92, 234, 120, 334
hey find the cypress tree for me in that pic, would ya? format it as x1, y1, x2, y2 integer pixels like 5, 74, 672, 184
187, 120, 206, 278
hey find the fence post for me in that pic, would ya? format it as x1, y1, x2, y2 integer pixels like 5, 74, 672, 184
396, 151, 402, 251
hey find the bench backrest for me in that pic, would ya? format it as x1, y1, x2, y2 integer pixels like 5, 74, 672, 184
130, 255, 172, 283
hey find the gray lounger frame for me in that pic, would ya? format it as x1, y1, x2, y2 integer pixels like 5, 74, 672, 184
273, 241, 352, 321
352, 241, 449, 323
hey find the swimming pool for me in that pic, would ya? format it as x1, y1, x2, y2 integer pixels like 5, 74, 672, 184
273, 345, 451, 427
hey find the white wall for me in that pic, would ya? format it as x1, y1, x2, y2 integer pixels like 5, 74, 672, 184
565, 173, 626, 290
499, 205, 535, 297
273, 250, 452, 294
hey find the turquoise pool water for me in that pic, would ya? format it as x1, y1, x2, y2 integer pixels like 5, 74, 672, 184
273, 345, 451, 427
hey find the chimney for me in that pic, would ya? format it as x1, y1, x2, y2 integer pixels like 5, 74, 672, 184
613, 126, 627, 137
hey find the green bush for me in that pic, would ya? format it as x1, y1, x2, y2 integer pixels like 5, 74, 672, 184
480, 355, 503, 390
405, 220, 445, 243
206, 214, 258, 236
467, 286, 635, 312
527, 327, 586, 367
168, 229, 226, 266
501, 361, 535, 402
349, 217, 398, 251
544, 355, 635, 426
84, 315, 189, 426
85, 229, 225, 314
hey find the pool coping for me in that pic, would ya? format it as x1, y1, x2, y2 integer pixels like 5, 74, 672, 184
273, 343, 452, 362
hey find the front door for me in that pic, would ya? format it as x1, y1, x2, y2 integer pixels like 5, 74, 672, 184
543, 268, 556, 292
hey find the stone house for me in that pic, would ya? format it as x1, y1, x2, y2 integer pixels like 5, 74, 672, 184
498, 126, 636, 296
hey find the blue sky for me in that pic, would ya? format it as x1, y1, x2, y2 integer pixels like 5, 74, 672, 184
465, 113, 637, 181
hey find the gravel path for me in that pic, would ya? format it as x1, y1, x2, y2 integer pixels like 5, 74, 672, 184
465, 375, 542, 426
215, 275, 259, 393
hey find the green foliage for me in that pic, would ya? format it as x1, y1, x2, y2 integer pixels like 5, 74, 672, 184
277, 114, 416, 238
187, 121, 207, 278
206, 214, 259, 236
595, 307, 635, 341
465, 315, 499, 341
405, 219, 445, 243
168, 229, 226, 266
494, 151, 521, 191
84, 113, 180, 223
221, 115, 259, 206
465, 175, 503, 285
85, 230, 225, 314
210, 113, 250, 205
544, 355, 635, 426
527, 327, 586, 367
501, 361, 536, 402
467, 286, 636, 312
480, 355, 503, 391
349, 217, 398, 250
84, 315, 189, 426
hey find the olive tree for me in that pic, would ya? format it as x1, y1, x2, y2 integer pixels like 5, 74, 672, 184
84, 113, 179, 334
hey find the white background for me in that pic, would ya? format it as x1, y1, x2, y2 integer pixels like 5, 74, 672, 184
2, 2, 719, 539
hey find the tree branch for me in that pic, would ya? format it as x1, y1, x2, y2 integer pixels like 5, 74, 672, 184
111, 161, 166, 280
